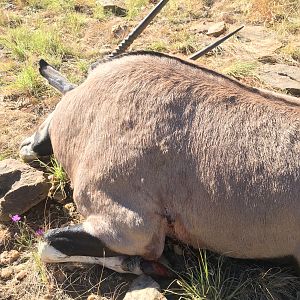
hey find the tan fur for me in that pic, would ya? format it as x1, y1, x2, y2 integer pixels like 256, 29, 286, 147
49, 52, 300, 262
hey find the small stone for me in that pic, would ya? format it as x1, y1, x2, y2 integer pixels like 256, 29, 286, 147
111, 24, 128, 38
64, 202, 75, 212
13, 262, 28, 272
258, 55, 278, 64
53, 269, 66, 283
189, 22, 209, 34
220, 12, 236, 24
63, 263, 78, 272
206, 21, 226, 37
87, 294, 102, 300
0, 249, 20, 265
0, 225, 11, 249
1, 266, 13, 279
123, 275, 167, 300
97, 0, 127, 16
99, 48, 112, 56
15, 270, 27, 281
40, 294, 53, 300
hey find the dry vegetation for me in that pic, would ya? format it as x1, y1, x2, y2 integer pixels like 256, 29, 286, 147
0, 0, 300, 299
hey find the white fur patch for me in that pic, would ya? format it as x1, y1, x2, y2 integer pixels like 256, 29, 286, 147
38, 241, 68, 263
19, 135, 38, 162
82, 221, 96, 236
38, 241, 143, 275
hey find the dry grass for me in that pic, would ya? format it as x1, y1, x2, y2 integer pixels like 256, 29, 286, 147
0, 215, 129, 299
165, 248, 300, 300
248, 0, 299, 24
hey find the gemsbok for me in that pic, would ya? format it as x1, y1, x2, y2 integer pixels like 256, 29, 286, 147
20, 51, 300, 276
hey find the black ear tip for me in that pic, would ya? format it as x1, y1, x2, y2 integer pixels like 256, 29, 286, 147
39, 59, 49, 68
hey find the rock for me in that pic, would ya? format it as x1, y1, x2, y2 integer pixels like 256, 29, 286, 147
0, 225, 11, 250
0, 250, 20, 265
206, 21, 226, 37
63, 264, 78, 272
87, 294, 102, 300
220, 12, 236, 24
0, 266, 13, 279
99, 48, 112, 57
111, 24, 128, 38
238, 26, 282, 59
15, 270, 27, 281
259, 64, 300, 96
64, 202, 76, 214
258, 55, 278, 64
13, 262, 28, 273
53, 268, 66, 283
97, 0, 127, 16
40, 294, 53, 300
123, 275, 167, 300
0, 159, 51, 221
189, 22, 209, 34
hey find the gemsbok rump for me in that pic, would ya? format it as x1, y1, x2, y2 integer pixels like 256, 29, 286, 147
20, 51, 300, 275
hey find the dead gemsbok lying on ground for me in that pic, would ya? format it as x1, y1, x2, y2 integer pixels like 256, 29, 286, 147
20, 51, 300, 276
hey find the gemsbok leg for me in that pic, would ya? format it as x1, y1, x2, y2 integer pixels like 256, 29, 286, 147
39, 223, 173, 277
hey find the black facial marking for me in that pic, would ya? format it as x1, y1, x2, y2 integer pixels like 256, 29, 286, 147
30, 116, 53, 157
45, 225, 120, 257
32, 130, 53, 156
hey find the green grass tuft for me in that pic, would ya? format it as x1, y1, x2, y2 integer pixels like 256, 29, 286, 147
14, 65, 47, 97
0, 26, 74, 63
281, 43, 300, 62
38, 156, 69, 200
93, 4, 106, 20
223, 60, 259, 80
62, 12, 88, 35
15, 0, 76, 11
125, 0, 148, 20
147, 40, 168, 52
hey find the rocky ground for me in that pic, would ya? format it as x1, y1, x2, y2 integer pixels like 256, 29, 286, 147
0, 0, 300, 299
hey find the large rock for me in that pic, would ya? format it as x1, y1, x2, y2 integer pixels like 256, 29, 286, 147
0, 159, 51, 221
123, 275, 167, 300
206, 21, 226, 37
259, 64, 300, 96
97, 0, 127, 16
238, 26, 283, 59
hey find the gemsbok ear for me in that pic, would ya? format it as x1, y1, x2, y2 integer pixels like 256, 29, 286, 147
39, 59, 77, 94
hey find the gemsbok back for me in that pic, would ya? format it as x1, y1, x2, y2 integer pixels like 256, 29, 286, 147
20, 51, 300, 276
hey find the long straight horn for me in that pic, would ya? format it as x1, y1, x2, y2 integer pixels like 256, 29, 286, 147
43, 0, 169, 84
39, 60, 77, 94
109, 0, 169, 58
189, 25, 244, 61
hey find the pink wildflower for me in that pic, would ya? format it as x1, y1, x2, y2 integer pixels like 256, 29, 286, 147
11, 215, 21, 222
35, 229, 44, 236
